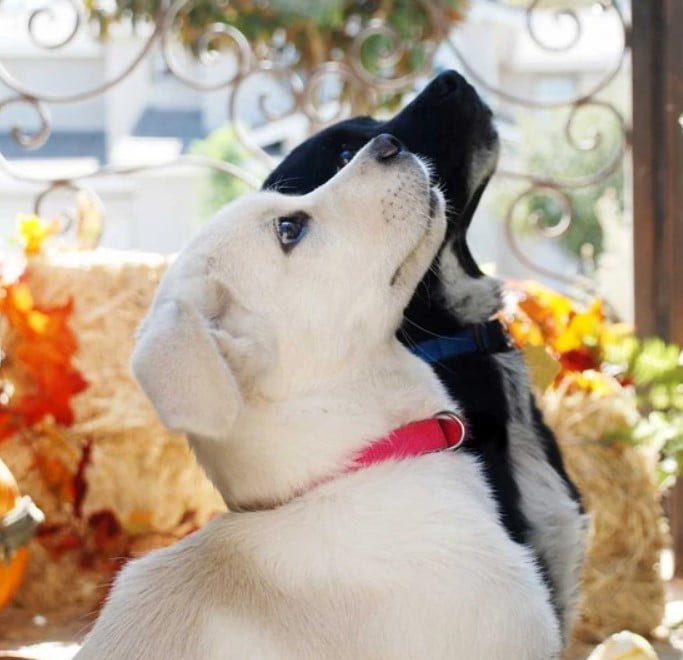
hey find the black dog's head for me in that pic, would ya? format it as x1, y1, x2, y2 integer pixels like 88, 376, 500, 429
263, 70, 501, 337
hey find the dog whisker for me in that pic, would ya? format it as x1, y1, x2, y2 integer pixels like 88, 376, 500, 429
262, 175, 305, 192
402, 315, 460, 341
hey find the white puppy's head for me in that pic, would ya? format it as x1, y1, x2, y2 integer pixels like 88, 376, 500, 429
132, 134, 446, 442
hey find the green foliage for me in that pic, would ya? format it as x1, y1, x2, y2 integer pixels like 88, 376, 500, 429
189, 126, 254, 221
502, 0, 595, 6
87, 0, 468, 76
603, 335, 683, 486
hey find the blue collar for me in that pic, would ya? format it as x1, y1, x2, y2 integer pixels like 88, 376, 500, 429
408, 321, 512, 364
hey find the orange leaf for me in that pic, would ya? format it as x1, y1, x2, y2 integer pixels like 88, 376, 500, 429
33, 454, 76, 502
0, 276, 88, 440
16, 214, 60, 256
124, 510, 155, 534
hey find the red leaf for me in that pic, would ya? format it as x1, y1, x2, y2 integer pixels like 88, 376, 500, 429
0, 277, 88, 440
73, 439, 93, 518
87, 510, 123, 553
37, 523, 84, 558
559, 347, 600, 373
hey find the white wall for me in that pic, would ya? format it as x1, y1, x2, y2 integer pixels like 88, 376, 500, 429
0, 42, 106, 133
0, 161, 205, 254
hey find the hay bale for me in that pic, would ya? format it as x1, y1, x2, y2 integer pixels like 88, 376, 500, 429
0, 248, 668, 633
26, 249, 173, 435
0, 249, 225, 613
541, 380, 667, 645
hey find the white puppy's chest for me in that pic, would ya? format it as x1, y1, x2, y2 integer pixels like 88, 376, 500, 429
107, 452, 559, 660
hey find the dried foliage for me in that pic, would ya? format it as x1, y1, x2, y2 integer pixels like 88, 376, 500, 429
503, 280, 683, 484
0, 219, 224, 615
0, 282, 88, 439
502, 281, 672, 643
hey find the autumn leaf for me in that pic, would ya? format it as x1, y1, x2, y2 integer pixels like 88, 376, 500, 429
33, 454, 76, 502
555, 300, 604, 354
16, 214, 60, 256
73, 438, 93, 518
37, 523, 83, 558
0, 276, 88, 440
559, 347, 601, 373
566, 370, 621, 396
503, 281, 609, 384
87, 510, 124, 554
123, 509, 155, 534
0, 257, 205, 579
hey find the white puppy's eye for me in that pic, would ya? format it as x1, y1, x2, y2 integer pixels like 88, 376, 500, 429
274, 212, 310, 253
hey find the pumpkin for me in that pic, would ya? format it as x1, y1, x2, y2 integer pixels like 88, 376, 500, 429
0, 458, 29, 609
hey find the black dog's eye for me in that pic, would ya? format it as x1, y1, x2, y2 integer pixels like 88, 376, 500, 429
337, 148, 354, 170
274, 212, 310, 253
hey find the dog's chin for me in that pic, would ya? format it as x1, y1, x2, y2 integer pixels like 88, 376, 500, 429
428, 185, 446, 225
390, 187, 445, 288
428, 188, 440, 218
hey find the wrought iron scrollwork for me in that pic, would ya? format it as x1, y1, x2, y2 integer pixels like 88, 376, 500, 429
447, 0, 629, 287
26, 0, 83, 50
0, 0, 630, 291
0, 96, 51, 149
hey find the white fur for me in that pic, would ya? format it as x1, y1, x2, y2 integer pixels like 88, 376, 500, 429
438, 248, 503, 324
77, 141, 560, 660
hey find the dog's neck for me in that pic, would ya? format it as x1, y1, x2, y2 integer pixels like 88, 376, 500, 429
401, 243, 503, 343
189, 341, 454, 511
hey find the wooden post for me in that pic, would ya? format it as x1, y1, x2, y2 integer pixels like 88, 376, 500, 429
631, 0, 683, 575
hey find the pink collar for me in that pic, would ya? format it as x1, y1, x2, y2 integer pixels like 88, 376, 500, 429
348, 412, 467, 472
240, 413, 467, 512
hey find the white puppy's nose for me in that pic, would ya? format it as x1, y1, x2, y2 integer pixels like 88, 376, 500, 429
371, 134, 403, 161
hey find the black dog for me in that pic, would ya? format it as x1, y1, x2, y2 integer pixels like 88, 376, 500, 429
264, 70, 586, 640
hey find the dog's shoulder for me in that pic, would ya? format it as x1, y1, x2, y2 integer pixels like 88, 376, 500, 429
77, 515, 255, 660
79, 457, 561, 660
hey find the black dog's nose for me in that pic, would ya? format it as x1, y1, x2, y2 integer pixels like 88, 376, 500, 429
430, 70, 467, 98
371, 134, 403, 161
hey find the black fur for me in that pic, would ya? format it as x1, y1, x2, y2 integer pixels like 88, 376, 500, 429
263, 70, 582, 624
265, 70, 495, 279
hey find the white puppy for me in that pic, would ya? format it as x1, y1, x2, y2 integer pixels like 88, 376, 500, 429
76, 136, 560, 660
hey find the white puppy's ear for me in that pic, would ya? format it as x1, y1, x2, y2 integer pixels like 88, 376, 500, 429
132, 285, 242, 440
